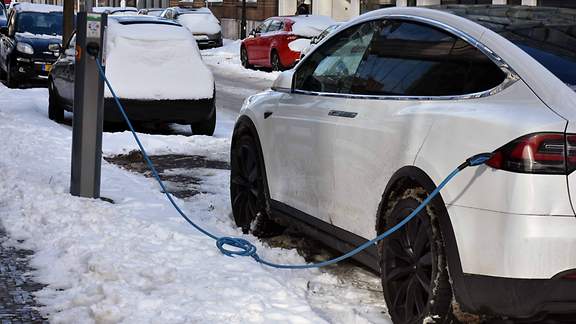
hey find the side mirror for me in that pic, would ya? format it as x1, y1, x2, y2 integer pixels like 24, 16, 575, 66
64, 48, 76, 57
271, 70, 294, 92
48, 43, 61, 52
0, 26, 7, 35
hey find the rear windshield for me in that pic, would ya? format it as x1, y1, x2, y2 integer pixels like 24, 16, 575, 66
17, 12, 63, 36
438, 5, 576, 87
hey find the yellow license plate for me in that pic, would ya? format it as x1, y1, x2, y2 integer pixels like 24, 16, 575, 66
43, 64, 52, 72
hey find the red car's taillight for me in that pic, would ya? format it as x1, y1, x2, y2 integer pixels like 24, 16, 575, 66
286, 35, 298, 41
486, 133, 576, 175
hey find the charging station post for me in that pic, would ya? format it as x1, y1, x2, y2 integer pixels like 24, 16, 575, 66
70, 12, 107, 198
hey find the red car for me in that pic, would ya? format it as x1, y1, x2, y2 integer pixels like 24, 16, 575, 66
241, 15, 335, 71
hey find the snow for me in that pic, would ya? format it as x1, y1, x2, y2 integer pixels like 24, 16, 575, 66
288, 38, 310, 52
104, 18, 214, 100
92, 6, 137, 13
13, 2, 62, 12
569, 84, 576, 92
16, 32, 62, 40
178, 12, 221, 35
201, 39, 280, 81
290, 15, 336, 38
0, 82, 391, 323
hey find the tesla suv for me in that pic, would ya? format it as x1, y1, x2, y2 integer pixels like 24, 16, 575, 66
48, 15, 216, 135
230, 5, 576, 323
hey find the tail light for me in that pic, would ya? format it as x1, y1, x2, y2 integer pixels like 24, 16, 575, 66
286, 35, 298, 41
486, 133, 576, 174
562, 273, 576, 280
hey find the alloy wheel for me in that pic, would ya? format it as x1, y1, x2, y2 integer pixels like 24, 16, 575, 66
384, 204, 433, 323
230, 136, 263, 233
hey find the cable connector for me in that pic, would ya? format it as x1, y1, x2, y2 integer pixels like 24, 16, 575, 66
458, 153, 493, 171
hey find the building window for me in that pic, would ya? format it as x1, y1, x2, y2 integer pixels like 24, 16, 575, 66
361, 0, 395, 14
508, 0, 522, 4
441, 0, 492, 4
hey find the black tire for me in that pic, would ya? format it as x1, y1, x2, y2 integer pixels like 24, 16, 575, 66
48, 80, 64, 122
240, 46, 252, 69
5, 60, 17, 88
271, 50, 282, 71
191, 102, 216, 136
230, 132, 283, 237
379, 186, 454, 324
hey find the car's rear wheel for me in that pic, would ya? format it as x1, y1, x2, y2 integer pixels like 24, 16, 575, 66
191, 109, 216, 136
271, 51, 282, 71
230, 132, 283, 237
48, 79, 64, 122
5, 60, 17, 88
379, 186, 454, 324
240, 46, 252, 69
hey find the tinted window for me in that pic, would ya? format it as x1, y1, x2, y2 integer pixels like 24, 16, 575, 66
439, 6, 576, 87
16, 12, 63, 36
255, 19, 271, 33
294, 22, 375, 93
351, 20, 505, 96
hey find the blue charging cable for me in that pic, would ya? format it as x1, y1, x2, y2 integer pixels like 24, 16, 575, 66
95, 59, 491, 269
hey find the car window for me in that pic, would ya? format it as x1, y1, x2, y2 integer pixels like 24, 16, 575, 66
16, 12, 63, 36
294, 22, 375, 93
350, 20, 505, 97
255, 19, 271, 34
266, 19, 283, 33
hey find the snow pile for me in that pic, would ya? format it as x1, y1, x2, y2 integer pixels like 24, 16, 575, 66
13, 2, 62, 12
92, 6, 137, 13
16, 32, 62, 40
104, 19, 214, 100
0, 84, 391, 323
201, 39, 280, 81
288, 38, 310, 52
290, 15, 336, 38
178, 13, 221, 35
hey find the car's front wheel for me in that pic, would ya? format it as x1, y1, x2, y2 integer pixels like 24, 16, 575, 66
379, 186, 454, 324
230, 131, 283, 237
48, 80, 64, 122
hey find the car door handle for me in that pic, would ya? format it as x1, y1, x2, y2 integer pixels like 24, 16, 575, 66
328, 110, 357, 118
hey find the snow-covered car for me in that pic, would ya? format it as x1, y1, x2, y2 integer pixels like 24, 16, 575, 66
48, 15, 216, 136
0, 3, 62, 88
92, 6, 137, 15
137, 8, 163, 17
231, 5, 576, 323
241, 15, 335, 71
160, 7, 222, 49
298, 23, 342, 59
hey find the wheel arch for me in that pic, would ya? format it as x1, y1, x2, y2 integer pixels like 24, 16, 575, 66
375, 166, 465, 280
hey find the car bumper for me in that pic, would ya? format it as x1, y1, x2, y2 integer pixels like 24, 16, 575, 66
12, 57, 55, 81
103, 97, 215, 124
447, 205, 576, 318
194, 34, 222, 48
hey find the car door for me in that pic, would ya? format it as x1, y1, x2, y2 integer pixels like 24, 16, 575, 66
263, 21, 375, 227
261, 18, 283, 66
52, 33, 76, 107
248, 19, 271, 64
0, 10, 15, 72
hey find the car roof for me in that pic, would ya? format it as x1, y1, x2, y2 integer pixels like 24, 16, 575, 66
110, 15, 180, 26
350, 5, 576, 123
13, 3, 63, 13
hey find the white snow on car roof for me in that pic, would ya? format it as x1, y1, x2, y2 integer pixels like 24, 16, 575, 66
289, 15, 336, 38
104, 18, 214, 100
178, 12, 220, 35
14, 3, 62, 13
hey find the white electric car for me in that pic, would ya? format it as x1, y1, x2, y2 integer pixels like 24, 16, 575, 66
230, 5, 576, 324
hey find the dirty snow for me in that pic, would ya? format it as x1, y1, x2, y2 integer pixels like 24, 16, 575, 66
290, 15, 336, 38
16, 32, 62, 40
178, 12, 221, 35
0, 81, 390, 323
201, 39, 280, 81
104, 18, 214, 100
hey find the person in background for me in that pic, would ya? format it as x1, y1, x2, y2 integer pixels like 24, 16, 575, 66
296, 0, 309, 15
